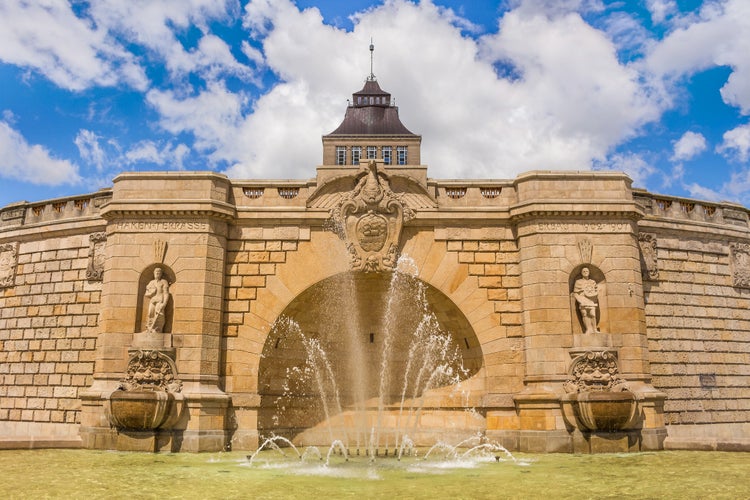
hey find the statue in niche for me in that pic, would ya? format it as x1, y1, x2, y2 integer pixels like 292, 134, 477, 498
573, 267, 600, 334
144, 267, 170, 333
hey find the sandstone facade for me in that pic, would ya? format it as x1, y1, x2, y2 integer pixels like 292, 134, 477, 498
1, 167, 749, 453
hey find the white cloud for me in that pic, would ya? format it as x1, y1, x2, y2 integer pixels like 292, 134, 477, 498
0, 0, 147, 91
86, 0, 255, 82
671, 131, 706, 162
125, 141, 190, 169
646, 0, 750, 114
683, 182, 723, 202
595, 153, 656, 188
0, 121, 81, 186
75, 130, 108, 172
646, 0, 677, 24
152, 0, 663, 181
717, 123, 750, 162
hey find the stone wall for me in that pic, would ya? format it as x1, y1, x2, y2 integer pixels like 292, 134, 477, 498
2, 172, 750, 451
0, 194, 108, 446
637, 194, 750, 447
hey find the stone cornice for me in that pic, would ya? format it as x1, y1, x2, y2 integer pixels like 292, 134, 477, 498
100, 200, 236, 221
509, 200, 644, 222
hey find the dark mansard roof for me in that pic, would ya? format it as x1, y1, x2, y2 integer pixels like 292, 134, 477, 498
325, 79, 418, 137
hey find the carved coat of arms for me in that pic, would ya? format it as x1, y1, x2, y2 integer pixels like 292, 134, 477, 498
332, 160, 414, 272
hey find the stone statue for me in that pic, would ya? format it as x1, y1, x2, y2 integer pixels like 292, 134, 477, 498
144, 267, 170, 333
573, 267, 599, 334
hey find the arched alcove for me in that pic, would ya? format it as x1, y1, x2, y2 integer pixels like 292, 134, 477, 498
257, 270, 484, 445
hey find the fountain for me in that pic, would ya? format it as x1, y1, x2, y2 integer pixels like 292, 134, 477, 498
258, 259, 483, 455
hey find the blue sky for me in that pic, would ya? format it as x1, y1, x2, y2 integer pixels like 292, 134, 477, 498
1, 0, 750, 208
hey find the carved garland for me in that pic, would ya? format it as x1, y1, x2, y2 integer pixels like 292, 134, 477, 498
118, 350, 182, 393
563, 351, 630, 393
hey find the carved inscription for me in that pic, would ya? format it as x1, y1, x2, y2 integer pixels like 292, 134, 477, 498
86, 232, 107, 281
537, 222, 629, 233
113, 220, 209, 232
730, 242, 750, 288
0, 242, 18, 288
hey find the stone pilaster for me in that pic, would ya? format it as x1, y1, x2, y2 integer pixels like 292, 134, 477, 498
80, 172, 235, 452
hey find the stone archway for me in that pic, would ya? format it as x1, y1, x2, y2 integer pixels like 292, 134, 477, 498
257, 270, 484, 448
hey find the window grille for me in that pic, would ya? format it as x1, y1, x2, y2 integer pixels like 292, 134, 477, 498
396, 146, 407, 165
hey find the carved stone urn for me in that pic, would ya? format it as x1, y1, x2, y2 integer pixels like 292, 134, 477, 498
561, 351, 639, 432
567, 390, 638, 432
109, 390, 175, 430
107, 350, 182, 431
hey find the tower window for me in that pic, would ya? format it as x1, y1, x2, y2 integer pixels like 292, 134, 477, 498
382, 146, 392, 165
397, 146, 408, 165
367, 146, 377, 159
336, 146, 346, 165
351, 146, 361, 165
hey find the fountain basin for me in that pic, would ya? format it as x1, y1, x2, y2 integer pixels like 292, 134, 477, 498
565, 391, 639, 432
108, 390, 175, 430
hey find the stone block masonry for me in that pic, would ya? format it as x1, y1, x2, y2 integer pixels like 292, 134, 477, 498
0, 231, 103, 446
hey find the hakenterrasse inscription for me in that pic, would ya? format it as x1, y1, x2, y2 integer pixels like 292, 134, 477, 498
113, 220, 209, 232
0, 241, 18, 288
86, 232, 107, 281
332, 160, 415, 272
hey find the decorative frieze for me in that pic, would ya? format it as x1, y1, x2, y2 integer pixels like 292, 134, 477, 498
118, 350, 182, 393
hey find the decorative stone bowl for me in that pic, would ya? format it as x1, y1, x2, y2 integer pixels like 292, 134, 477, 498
108, 390, 175, 431
569, 391, 638, 432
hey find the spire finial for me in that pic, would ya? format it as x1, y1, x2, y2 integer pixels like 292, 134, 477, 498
369, 39, 375, 81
